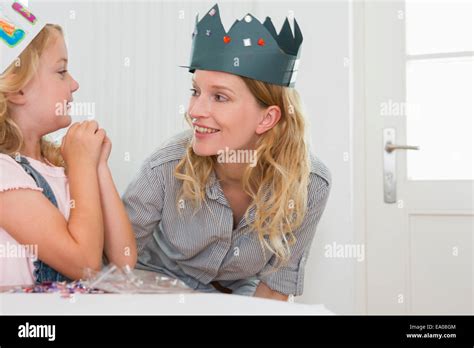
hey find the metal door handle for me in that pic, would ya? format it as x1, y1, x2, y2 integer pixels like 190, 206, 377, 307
385, 143, 420, 153
383, 128, 420, 203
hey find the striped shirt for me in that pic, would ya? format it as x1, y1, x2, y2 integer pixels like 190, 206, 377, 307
123, 130, 331, 296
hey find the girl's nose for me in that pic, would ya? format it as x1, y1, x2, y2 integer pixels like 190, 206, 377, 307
70, 75, 79, 93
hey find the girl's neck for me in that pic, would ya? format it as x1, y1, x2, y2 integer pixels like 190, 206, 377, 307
20, 137, 45, 163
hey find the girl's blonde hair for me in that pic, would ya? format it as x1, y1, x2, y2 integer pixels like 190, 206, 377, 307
0, 24, 65, 167
175, 76, 310, 264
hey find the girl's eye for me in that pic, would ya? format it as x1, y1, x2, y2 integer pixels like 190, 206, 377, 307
190, 88, 199, 97
58, 70, 68, 78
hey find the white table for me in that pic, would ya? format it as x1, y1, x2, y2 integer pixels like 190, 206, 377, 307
0, 293, 333, 315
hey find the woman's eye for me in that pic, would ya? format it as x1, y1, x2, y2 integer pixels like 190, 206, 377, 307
214, 94, 228, 102
190, 88, 200, 97
58, 70, 68, 77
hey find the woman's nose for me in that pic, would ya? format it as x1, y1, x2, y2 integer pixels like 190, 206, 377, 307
188, 93, 212, 119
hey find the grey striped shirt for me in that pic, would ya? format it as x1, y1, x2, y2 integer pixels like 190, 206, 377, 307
123, 130, 331, 296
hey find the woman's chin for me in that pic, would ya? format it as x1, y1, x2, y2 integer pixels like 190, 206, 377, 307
192, 143, 217, 157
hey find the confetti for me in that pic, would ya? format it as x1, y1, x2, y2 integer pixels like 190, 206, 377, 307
9, 280, 104, 295
6, 266, 193, 295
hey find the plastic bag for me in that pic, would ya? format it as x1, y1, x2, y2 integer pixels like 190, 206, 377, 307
82, 264, 194, 294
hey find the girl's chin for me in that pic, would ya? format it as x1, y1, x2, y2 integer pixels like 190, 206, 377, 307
48, 115, 72, 132
58, 115, 72, 126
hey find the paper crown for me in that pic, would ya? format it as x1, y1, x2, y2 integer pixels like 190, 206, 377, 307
181, 4, 303, 87
0, 1, 45, 74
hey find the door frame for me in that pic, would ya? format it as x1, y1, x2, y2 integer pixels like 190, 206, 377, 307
351, 0, 368, 314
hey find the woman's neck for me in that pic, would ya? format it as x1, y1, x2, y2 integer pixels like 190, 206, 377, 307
214, 161, 247, 187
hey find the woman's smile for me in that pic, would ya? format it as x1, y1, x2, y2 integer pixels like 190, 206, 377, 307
193, 122, 221, 139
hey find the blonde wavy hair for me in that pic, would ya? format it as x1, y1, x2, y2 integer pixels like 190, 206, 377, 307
175, 76, 310, 264
0, 24, 65, 167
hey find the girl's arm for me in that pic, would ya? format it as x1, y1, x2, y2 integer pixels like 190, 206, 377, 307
98, 136, 137, 268
0, 121, 105, 280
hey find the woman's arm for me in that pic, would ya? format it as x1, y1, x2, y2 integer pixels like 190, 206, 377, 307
254, 282, 289, 301
256, 170, 332, 299
97, 136, 137, 268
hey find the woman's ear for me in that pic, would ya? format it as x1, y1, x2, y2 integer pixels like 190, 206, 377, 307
256, 105, 281, 135
6, 90, 27, 106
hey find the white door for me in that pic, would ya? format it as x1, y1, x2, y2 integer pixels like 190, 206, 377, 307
364, 0, 473, 314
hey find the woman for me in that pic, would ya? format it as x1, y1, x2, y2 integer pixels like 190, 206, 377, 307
123, 4, 330, 300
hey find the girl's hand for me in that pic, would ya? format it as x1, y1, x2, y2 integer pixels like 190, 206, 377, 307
61, 120, 105, 168
99, 135, 112, 165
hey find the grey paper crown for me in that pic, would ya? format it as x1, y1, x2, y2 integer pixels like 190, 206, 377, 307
180, 4, 303, 87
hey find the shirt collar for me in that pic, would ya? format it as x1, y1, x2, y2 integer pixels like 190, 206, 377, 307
205, 169, 257, 228
205, 170, 220, 200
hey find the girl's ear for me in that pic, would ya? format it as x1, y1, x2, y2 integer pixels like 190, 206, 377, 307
6, 90, 27, 105
3, 74, 27, 105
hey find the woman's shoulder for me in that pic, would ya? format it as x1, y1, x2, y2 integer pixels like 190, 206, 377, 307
307, 153, 332, 203
0, 153, 42, 193
309, 152, 331, 187
145, 130, 193, 170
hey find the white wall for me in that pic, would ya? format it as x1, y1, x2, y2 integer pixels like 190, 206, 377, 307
36, 0, 356, 312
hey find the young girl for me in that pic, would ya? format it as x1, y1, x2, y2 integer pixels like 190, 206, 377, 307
123, 5, 331, 300
0, 24, 137, 286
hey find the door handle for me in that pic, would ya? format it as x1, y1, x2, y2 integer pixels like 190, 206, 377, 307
383, 128, 420, 203
385, 143, 420, 153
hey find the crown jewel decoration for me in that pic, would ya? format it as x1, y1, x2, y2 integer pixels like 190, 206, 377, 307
181, 4, 303, 87
0, 1, 45, 74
